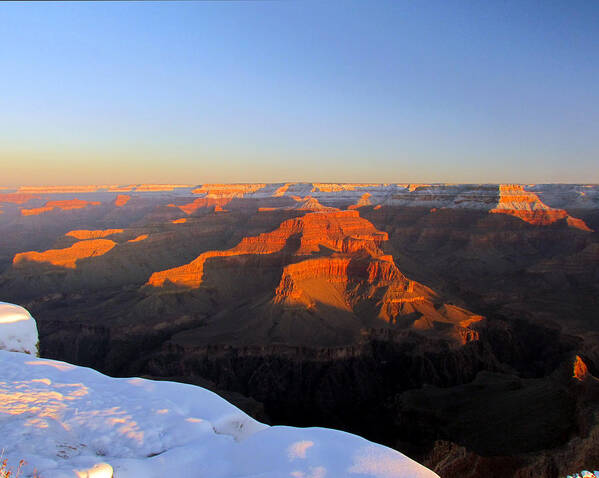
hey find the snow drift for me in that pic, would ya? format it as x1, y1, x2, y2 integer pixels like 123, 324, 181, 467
0, 301, 38, 354
0, 303, 437, 478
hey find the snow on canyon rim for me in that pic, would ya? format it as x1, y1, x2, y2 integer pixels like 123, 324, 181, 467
0, 301, 38, 355
0, 302, 438, 478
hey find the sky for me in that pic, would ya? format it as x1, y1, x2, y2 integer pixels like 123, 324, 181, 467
1, 0, 598, 185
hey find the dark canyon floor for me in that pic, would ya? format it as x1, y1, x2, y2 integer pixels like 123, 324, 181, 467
1, 183, 598, 478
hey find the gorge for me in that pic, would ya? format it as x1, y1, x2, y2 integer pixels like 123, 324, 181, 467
1, 183, 598, 477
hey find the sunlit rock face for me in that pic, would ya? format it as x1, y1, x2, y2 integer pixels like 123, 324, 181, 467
490, 184, 592, 230
127, 234, 148, 243
168, 197, 232, 215
114, 194, 131, 206
288, 196, 339, 211
133, 184, 194, 192
66, 229, 124, 240
13, 239, 117, 269
0, 193, 40, 204
147, 210, 387, 288
0, 302, 38, 354
21, 199, 101, 216
146, 210, 483, 343
573, 355, 590, 381
192, 183, 267, 197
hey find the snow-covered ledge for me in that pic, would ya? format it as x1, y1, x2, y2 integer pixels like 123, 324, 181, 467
0, 301, 39, 355
0, 302, 438, 478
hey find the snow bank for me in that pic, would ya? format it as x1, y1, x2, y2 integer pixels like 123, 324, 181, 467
0, 349, 438, 478
0, 301, 38, 354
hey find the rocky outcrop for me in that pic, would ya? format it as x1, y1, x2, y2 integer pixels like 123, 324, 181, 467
147, 211, 387, 288
21, 199, 101, 216
311, 183, 382, 192
168, 197, 231, 215
20, 205, 54, 216
66, 229, 124, 240
13, 239, 116, 269
127, 234, 148, 243
573, 355, 590, 381
258, 196, 339, 213
134, 184, 193, 192
0, 193, 40, 204
192, 184, 267, 197
114, 194, 130, 206
491, 185, 592, 231
349, 192, 373, 209
147, 210, 483, 341
288, 196, 339, 211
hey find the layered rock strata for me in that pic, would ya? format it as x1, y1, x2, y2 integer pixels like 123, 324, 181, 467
490, 184, 592, 230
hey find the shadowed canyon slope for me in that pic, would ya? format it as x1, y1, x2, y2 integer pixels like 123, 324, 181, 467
1, 183, 599, 478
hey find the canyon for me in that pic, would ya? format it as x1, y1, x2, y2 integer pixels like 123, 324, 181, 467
1, 183, 598, 477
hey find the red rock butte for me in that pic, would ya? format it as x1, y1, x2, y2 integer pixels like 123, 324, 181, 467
114, 194, 131, 207
168, 197, 231, 215
573, 355, 590, 381
146, 208, 485, 334
491, 184, 592, 231
66, 229, 124, 240
13, 239, 116, 269
127, 234, 148, 243
147, 210, 387, 288
348, 193, 373, 209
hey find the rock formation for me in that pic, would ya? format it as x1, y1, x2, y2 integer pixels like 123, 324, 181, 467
147, 210, 483, 340
66, 229, 124, 240
348, 192, 373, 209
0, 193, 40, 204
288, 196, 339, 211
168, 197, 231, 215
192, 184, 266, 197
573, 355, 590, 381
147, 210, 385, 288
127, 234, 148, 243
134, 184, 193, 192
491, 184, 592, 230
13, 239, 116, 269
21, 199, 101, 216
114, 194, 131, 206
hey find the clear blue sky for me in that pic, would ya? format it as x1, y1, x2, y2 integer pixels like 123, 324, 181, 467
1, 0, 598, 185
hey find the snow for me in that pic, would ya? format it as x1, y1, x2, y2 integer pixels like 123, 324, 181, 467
0, 303, 438, 478
0, 301, 38, 355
